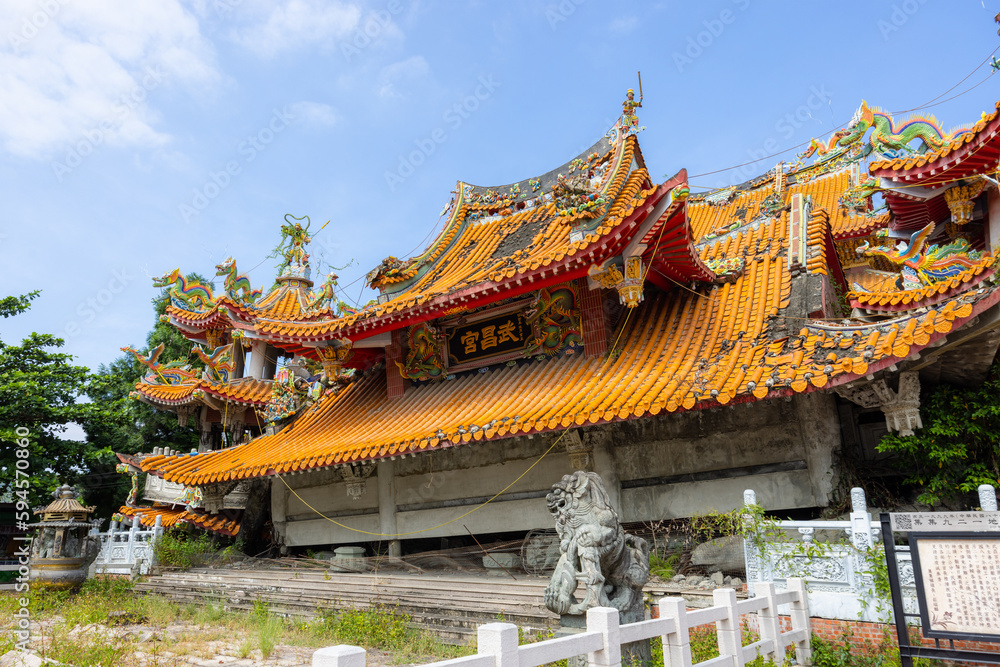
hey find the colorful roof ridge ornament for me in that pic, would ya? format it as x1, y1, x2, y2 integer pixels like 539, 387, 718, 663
191, 343, 235, 383
270, 214, 317, 280
152, 269, 218, 312
215, 257, 263, 304
857, 222, 988, 286
621, 83, 644, 136
122, 343, 196, 385
799, 100, 954, 163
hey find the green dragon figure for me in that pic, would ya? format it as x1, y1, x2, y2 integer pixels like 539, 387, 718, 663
525, 286, 583, 356
153, 269, 218, 311
215, 257, 262, 303
800, 100, 951, 161
397, 322, 445, 381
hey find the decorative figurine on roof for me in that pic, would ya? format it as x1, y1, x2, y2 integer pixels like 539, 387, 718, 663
838, 177, 880, 214
192, 343, 235, 383
307, 272, 339, 311
800, 100, 951, 162
271, 214, 318, 278
857, 222, 986, 286
397, 322, 446, 382
366, 255, 415, 289
264, 367, 309, 423
543, 471, 649, 622
115, 463, 139, 507
525, 285, 583, 356
621, 88, 644, 136
215, 257, 263, 303
552, 173, 607, 218
153, 269, 218, 311
123, 343, 197, 385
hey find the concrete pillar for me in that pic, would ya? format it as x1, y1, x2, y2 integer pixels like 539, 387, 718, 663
386, 329, 408, 401
577, 278, 608, 358
377, 460, 400, 556
988, 187, 1000, 254
247, 340, 266, 379
262, 344, 278, 381
793, 392, 840, 506
198, 405, 213, 453
232, 340, 245, 378
271, 477, 288, 547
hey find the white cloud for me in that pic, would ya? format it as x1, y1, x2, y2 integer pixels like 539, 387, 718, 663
0, 0, 218, 160
377, 55, 429, 99
232, 0, 362, 58
288, 101, 338, 126
609, 15, 638, 34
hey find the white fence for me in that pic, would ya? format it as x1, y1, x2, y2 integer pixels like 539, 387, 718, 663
91, 515, 162, 576
743, 485, 999, 623
312, 580, 811, 667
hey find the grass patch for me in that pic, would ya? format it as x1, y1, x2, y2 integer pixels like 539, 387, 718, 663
151, 528, 217, 568
648, 551, 680, 580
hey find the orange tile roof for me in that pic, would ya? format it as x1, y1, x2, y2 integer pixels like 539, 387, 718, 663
118, 505, 240, 536
133, 377, 272, 408
848, 258, 996, 311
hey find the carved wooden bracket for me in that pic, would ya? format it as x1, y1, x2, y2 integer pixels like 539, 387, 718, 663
836, 371, 922, 436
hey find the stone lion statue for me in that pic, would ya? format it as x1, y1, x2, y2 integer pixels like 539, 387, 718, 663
543, 471, 649, 619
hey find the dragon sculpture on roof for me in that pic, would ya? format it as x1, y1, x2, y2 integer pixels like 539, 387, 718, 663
215, 257, 262, 304
856, 222, 987, 287
800, 100, 955, 161
153, 269, 218, 311
123, 343, 197, 385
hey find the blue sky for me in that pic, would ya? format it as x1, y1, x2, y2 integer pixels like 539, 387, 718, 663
2, 0, 999, 373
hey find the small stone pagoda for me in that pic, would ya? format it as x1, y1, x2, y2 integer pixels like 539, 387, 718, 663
29, 484, 102, 589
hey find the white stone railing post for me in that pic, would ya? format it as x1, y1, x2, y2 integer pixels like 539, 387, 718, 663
786, 578, 812, 666
979, 484, 998, 511
848, 487, 873, 551
478, 622, 519, 667
587, 607, 621, 667
312, 645, 366, 667
713, 587, 742, 667
755, 582, 787, 665
659, 597, 691, 667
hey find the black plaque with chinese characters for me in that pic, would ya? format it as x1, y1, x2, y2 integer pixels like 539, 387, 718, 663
447, 311, 533, 365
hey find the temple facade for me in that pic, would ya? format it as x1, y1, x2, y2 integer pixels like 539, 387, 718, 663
125, 94, 1000, 554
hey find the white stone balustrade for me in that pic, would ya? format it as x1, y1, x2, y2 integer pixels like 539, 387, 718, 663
91, 514, 163, 577
742, 485, 999, 622
312, 581, 811, 667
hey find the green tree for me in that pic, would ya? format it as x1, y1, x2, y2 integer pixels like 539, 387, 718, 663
0, 292, 94, 508
81, 287, 201, 517
877, 364, 1000, 507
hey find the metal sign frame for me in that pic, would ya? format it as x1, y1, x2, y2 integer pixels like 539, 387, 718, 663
881, 512, 1000, 667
